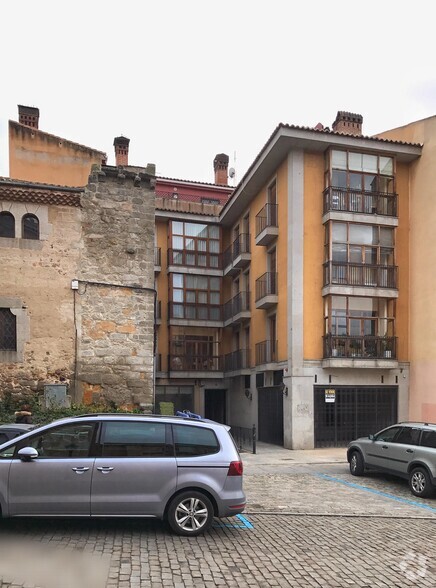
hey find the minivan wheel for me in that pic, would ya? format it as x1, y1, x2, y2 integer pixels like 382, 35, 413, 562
167, 491, 214, 536
349, 451, 365, 476
409, 467, 434, 498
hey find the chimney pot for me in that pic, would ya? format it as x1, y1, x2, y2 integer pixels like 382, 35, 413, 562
114, 136, 130, 167
18, 105, 40, 129
213, 153, 229, 185
332, 111, 363, 136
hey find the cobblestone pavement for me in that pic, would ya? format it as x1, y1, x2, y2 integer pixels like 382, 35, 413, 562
1, 447, 436, 587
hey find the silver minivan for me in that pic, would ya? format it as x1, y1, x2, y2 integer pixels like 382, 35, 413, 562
0, 414, 246, 535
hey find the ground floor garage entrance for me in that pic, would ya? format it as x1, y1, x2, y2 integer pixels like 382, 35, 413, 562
314, 386, 398, 447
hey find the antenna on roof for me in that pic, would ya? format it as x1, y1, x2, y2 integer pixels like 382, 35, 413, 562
229, 151, 237, 186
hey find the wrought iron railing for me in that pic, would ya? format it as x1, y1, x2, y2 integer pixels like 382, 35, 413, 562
323, 335, 397, 359
255, 272, 277, 301
255, 340, 278, 365
223, 292, 250, 322
224, 349, 250, 372
323, 261, 398, 289
223, 233, 251, 268
323, 187, 397, 217
255, 203, 278, 237
231, 425, 257, 454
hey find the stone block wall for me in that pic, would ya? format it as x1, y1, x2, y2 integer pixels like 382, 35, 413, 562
76, 166, 156, 409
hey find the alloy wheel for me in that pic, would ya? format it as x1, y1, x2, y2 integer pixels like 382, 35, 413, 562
411, 471, 426, 494
175, 497, 209, 532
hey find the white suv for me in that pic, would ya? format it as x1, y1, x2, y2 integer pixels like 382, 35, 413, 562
0, 413, 246, 535
347, 422, 436, 498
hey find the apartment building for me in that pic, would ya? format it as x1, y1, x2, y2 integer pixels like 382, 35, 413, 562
3, 104, 432, 449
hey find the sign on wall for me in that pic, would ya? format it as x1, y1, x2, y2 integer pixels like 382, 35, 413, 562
325, 389, 336, 403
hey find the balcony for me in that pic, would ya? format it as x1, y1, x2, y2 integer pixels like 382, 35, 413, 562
168, 302, 222, 326
323, 262, 398, 290
167, 248, 222, 273
255, 272, 278, 309
223, 234, 251, 276
255, 204, 278, 246
323, 335, 398, 368
223, 292, 251, 326
224, 349, 250, 374
169, 354, 223, 377
154, 248, 161, 272
323, 187, 398, 218
255, 340, 278, 366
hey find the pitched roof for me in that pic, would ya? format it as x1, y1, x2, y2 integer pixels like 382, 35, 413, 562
0, 177, 83, 207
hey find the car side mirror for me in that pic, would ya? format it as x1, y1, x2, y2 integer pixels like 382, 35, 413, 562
18, 447, 39, 461
368, 434, 375, 441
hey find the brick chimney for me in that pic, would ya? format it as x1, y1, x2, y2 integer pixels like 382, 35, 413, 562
18, 105, 39, 129
213, 153, 229, 185
113, 136, 130, 166
332, 111, 363, 136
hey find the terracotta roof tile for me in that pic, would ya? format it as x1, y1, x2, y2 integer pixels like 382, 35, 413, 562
0, 178, 83, 207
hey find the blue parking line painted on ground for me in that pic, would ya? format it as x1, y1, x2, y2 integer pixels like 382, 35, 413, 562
315, 472, 436, 514
213, 513, 254, 530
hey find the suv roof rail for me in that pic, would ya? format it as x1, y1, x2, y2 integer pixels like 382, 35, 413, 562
70, 412, 206, 422
398, 421, 436, 426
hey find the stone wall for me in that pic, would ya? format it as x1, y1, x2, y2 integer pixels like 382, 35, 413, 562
0, 200, 81, 399
76, 165, 156, 409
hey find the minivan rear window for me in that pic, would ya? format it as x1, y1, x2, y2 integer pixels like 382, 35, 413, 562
101, 421, 167, 457
173, 425, 219, 457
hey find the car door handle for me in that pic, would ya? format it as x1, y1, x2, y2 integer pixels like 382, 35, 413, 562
382, 445, 389, 449
406, 449, 414, 453
72, 467, 89, 474
97, 466, 114, 474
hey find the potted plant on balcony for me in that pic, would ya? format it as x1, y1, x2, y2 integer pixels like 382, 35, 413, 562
349, 339, 361, 358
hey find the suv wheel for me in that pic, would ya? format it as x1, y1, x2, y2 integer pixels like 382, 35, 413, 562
167, 491, 214, 536
409, 467, 434, 498
349, 450, 365, 476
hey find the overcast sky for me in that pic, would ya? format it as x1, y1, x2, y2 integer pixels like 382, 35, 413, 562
1, 1, 435, 185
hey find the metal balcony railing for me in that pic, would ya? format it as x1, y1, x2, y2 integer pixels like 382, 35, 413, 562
255, 340, 278, 365
169, 302, 222, 322
323, 187, 398, 217
223, 292, 250, 322
255, 272, 278, 301
224, 349, 250, 372
169, 354, 223, 371
167, 248, 222, 270
323, 262, 398, 289
323, 335, 397, 359
255, 203, 278, 237
223, 233, 250, 268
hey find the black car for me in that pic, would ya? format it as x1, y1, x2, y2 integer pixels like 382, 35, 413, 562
0, 424, 36, 445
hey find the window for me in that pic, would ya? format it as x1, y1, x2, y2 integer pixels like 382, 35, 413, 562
22, 214, 39, 240
0, 212, 15, 238
395, 427, 421, 446
101, 421, 167, 457
325, 296, 395, 338
0, 309, 17, 351
173, 425, 219, 457
421, 430, 436, 449
19, 423, 95, 458
375, 426, 401, 442
328, 150, 394, 194
326, 222, 394, 266
156, 385, 194, 415
170, 221, 220, 268
170, 334, 218, 370
0, 443, 16, 459
171, 274, 221, 320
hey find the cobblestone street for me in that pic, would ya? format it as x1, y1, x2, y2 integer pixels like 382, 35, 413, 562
1, 446, 436, 587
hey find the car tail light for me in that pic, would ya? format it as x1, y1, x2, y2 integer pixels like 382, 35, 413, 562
228, 461, 243, 476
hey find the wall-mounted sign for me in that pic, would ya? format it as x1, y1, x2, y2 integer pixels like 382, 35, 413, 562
325, 389, 336, 403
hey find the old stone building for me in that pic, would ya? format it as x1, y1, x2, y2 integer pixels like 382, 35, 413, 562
0, 164, 156, 408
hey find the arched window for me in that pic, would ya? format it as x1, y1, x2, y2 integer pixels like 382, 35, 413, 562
22, 214, 40, 240
0, 212, 15, 238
